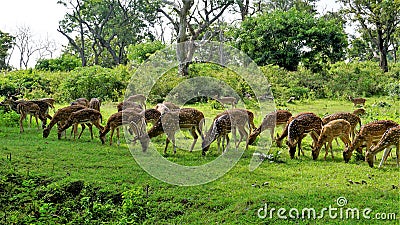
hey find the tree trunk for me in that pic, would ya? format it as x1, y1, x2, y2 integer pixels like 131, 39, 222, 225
377, 30, 388, 72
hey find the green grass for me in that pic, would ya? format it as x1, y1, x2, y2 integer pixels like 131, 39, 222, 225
0, 97, 399, 224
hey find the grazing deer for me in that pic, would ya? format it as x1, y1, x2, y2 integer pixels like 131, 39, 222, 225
352, 108, 366, 117
71, 98, 89, 107
248, 110, 292, 146
214, 109, 252, 150
43, 105, 87, 139
343, 120, 398, 163
322, 112, 361, 141
155, 102, 180, 114
100, 110, 148, 147
286, 113, 322, 159
213, 95, 237, 109
147, 108, 204, 154
276, 112, 315, 148
126, 94, 147, 109
348, 96, 366, 107
202, 114, 232, 155
312, 119, 351, 160
117, 101, 142, 112
1, 98, 50, 128
58, 108, 104, 140
365, 125, 400, 168
89, 98, 101, 112
16, 101, 41, 133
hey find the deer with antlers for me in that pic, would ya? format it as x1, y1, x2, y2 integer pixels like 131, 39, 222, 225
348, 96, 366, 107
57, 108, 104, 141
147, 108, 204, 154
248, 110, 292, 146
213, 95, 237, 109
312, 119, 351, 160
365, 125, 400, 168
100, 109, 148, 148
343, 120, 399, 163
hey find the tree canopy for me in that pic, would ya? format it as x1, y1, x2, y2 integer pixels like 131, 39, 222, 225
0, 30, 15, 70
233, 8, 348, 72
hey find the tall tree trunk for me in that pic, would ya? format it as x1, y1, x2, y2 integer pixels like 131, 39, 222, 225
377, 30, 388, 72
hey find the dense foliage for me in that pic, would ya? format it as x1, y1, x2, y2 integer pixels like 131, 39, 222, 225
0, 61, 399, 104
233, 9, 348, 72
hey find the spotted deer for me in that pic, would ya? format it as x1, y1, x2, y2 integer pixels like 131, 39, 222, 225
126, 94, 147, 109
248, 110, 292, 146
276, 112, 315, 148
16, 101, 41, 133
89, 98, 101, 112
352, 108, 366, 116
322, 112, 361, 140
71, 98, 89, 107
343, 120, 398, 163
100, 109, 148, 148
43, 105, 87, 139
348, 96, 366, 107
147, 108, 204, 154
202, 114, 232, 155
213, 95, 237, 109
57, 108, 104, 140
365, 125, 400, 168
155, 101, 180, 114
312, 119, 351, 160
117, 101, 142, 112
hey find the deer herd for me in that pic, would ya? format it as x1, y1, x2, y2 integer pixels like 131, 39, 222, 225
1, 94, 399, 169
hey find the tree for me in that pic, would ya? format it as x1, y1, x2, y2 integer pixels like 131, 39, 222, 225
338, 0, 400, 72
58, 0, 159, 67
0, 30, 15, 70
233, 9, 348, 71
158, 0, 233, 76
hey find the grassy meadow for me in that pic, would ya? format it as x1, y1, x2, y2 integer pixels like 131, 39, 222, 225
0, 97, 399, 224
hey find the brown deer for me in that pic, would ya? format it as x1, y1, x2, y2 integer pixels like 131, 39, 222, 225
144, 109, 161, 125
365, 125, 400, 168
57, 108, 104, 140
312, 119, 351, 160
89, 98, 101, 112
71, 98, 89, 107
343, 120, 398, 163
352, 108, 366, 116
147, 108, 204, 154
213, 95, 237, 109
276, 112, 315, 148
348, 96, 366, 107
202, 114, 232, 155
117, 101, 142, 112
43, 105, 87, 139
155, 102, 180, 114
126, 94, 147, 109
216, 109, 255, 149
286, 113, 322, 159
248, 110, 292, 146
16, 101, 41, 133
100, 110, 148, 147
322, 112, 361, 140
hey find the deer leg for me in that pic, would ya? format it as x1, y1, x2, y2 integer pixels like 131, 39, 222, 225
164, 138, 171, 154
88, 123, 94, 140
379, 148, 392, 168
19, 114, 26, 133
77, 124, 86, 139
225, 134, 230, 150
116, 127, 120, 146
73, 124, 79, 140
189, 127, 198, 152
110, 127, 115, 146
217, 136, 221, 153
34, 114, 40, 130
